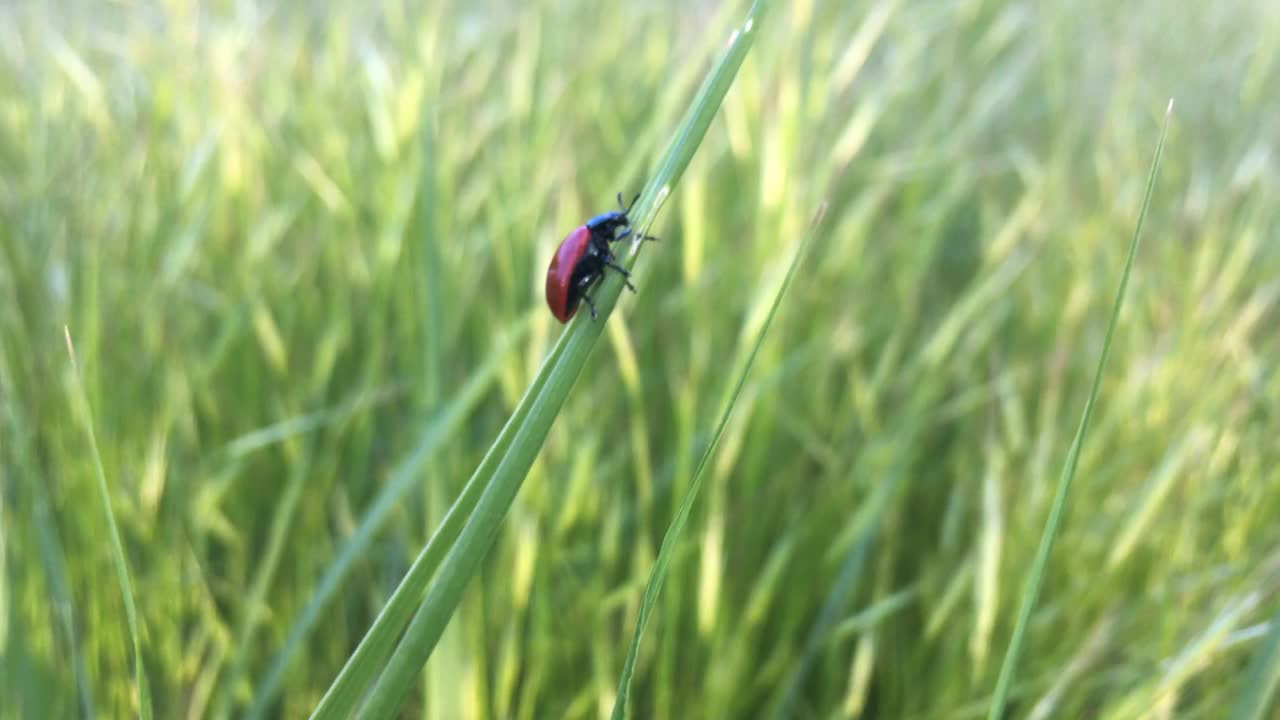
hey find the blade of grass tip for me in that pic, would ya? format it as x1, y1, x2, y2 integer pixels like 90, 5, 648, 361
1228, 604, 1280, 720
247, 322, 524, 720
64, 326, 153, 720
985, 100, 1171, 720
602, 0, 771, 308
308, 320, 540, 720
339, 5, 774, 719
610, 201, 827, 720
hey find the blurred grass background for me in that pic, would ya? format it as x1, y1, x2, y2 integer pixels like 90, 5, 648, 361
2, 0, 1279, 718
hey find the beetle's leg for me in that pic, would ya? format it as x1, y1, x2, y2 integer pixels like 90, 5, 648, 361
604, 260, 636, 293
614, 227, 659, 243
576, 272, 606, 319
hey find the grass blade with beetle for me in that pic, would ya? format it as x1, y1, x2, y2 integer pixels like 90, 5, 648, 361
311, 2, 772, 717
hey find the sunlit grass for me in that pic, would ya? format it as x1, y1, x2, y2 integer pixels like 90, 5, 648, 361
2, 0, 1279, 718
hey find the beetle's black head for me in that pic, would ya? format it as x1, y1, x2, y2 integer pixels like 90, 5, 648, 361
585, 209, 628, 236
584, 192, 640, 240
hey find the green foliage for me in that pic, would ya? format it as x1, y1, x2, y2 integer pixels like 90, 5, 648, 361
2, 0, 1279, 718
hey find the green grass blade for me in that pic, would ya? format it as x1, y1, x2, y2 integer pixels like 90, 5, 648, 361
246, 323, 523, 720
610, 200, 824, 720
308, 321, 550, 720
344, 6, 773, 717
64, 327, 152, 720
336, 318, 579, 720
985, 100, 1172, 720
1229, 604, 1280, 720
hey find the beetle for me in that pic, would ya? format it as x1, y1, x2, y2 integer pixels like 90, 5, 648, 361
545, 193, 656, 323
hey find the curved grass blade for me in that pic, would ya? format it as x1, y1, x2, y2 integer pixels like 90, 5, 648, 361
985, 100, 1172, 720
245, 322, 524, 720
1229, 603, 1280, 720
64, 327, 153, 720
340, 5, 774, 717
309, 320, 551, 720
610, 201, 826, 720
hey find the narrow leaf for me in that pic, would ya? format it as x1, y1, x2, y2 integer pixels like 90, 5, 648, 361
1228, 604, 1280, 720
248, 323, 521, 720
985, 100, 1172, 719
611, 201, 826, 720
314, 3, 772, 716
65, 327, 153, 720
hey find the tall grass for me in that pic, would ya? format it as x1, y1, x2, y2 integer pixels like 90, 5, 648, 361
2, 0, 1279, 718
987, 100, 1171, 720
63, 328, 153, 719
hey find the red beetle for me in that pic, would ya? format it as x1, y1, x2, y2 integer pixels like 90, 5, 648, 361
545, 193, 655, 323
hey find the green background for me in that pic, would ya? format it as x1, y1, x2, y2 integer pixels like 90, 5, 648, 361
2, 0, 1278, 717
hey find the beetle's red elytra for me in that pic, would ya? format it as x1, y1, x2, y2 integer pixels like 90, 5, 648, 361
544, 193, 656, 323
545, 226, 593, 323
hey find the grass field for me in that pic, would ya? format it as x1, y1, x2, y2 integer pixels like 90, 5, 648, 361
3, 0, 1280, 718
